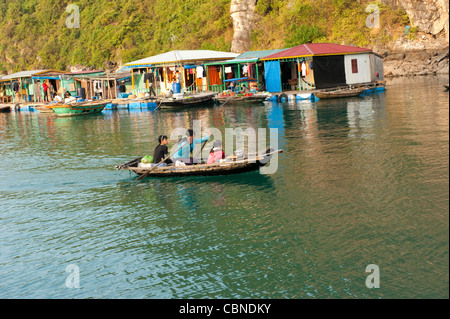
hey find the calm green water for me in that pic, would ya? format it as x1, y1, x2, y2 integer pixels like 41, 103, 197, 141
0, 75, 448, 299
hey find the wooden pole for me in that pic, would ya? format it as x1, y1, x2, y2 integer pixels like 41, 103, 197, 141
32, 78, 36, 102
131, 69, 135, 93
206, 66, 209, 91
20, 77, 23, 103
256, 63, 260, 91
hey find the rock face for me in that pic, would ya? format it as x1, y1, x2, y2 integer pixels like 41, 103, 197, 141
383, 46, 449, 77
377, 0, 449, 76
230, 0, 258, 53
381, 0, 449, 37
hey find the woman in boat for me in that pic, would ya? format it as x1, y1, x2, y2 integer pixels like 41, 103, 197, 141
153, 135, 173, 165
207, 140, 225, 164
173, 129, 210, 165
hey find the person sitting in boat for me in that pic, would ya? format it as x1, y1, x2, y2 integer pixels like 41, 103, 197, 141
153, 135, 173, 166
173, 129, 210, 165
207, 140, 225, 164
240, 83, 249, 93
54, 95, 63, 103
64, 91, 76, 104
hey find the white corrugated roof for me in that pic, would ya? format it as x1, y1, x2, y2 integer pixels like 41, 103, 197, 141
125, 50, 239, 66
1, 70, 47, 80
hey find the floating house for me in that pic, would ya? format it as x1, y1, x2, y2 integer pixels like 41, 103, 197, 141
123, 50, 239, 95
71, 72, 132, 100
260, 43, 384, 93
58, 70, 106, 98
0, 70, 66, 103
203, 49, 285, 92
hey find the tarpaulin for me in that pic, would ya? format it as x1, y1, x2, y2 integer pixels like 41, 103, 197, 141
264, 61, 281, 93
313, 55, 346, 89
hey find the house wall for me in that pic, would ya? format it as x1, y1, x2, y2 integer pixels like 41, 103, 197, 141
370, 54, 385, 82
344, 54, 372, 85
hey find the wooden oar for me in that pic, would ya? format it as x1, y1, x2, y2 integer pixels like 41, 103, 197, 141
136, 141, 187, 181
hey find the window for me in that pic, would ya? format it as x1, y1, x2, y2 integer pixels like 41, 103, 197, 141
351, 59, 358, 73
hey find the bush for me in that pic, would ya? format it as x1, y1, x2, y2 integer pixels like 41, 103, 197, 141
284, 25, 325, 47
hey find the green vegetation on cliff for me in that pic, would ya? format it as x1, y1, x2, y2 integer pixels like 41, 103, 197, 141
0, 0, 408, 73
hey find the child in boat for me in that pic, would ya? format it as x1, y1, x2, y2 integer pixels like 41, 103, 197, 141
207, 140, 225, 164
173, 129, 211, 165
153, 135, 173, 165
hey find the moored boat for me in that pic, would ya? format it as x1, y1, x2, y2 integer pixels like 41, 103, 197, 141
313, 87, 365, 99
215, 92, 271, 104
116, 149, 283, 178
157, 92, 216, 109
47, 101, 110, 117
34, 105, 55, 113
0, 105, 11, 113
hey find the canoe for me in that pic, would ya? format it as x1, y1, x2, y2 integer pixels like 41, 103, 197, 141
314, 87, 364, 99
116, 149, 284, 178
215, 92, 271, 104
157, 92, 216, 109
47, 101, 110, 117
0, 105, 11, 113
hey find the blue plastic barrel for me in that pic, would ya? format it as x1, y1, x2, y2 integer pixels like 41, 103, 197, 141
173, 83, 181, 94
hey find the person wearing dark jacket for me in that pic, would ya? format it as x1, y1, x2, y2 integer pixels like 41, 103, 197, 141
153, 135, 173, 165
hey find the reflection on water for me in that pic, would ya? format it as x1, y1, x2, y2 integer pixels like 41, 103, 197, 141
0, 75, 448, 299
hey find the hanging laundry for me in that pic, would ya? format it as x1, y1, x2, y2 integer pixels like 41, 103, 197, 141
243, 65, 248, 75
225, 67, 232, 73
196, 66, 204, 78
301, 62, 307, 78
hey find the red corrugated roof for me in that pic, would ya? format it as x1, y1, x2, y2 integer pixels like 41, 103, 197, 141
261, 43, 372, 60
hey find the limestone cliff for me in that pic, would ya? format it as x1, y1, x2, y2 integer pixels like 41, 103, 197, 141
230, 0, 258, 53
381, 0, 449, 37
379, 0, 449, 76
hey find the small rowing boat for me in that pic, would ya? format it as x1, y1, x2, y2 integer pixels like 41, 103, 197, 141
314, 87, 364, 99
116, 149, 283, 178
47, 101, 110, 117
35, 105, 55, 113
215, 92, 271, 104
0, 105, 11, 113
157, 92, 216, 109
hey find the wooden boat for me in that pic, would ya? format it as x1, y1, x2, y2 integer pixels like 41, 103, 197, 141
314, 87, 365, 99
157, 92, 216, 109
215, 92, 271, 104
47, 101, 110, 117
116, 149, 284, 178
0, 105, 11, 113
34, 105, 55, 113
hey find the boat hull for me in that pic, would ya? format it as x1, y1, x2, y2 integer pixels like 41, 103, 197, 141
157, 93, 216, 109
215, 94, 270, 104
116, 150, 283, 178
49, 102, 109, 117
314, 88, 364, 99
0, 106, 11, 113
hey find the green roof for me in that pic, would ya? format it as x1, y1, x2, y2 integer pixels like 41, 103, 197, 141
234, 49, 286, 60
204, 49, 288, 66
